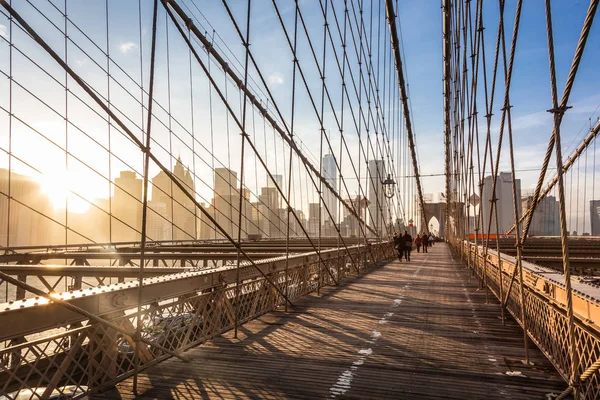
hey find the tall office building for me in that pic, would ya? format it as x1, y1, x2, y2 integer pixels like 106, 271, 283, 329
321, 154, 337, 226
367, 160, 388, 237
308, 203, 320, 237
267, 174, 283, 209
151, 157, 197, 241
481, 172, 521, 234
146, 200, 170, 241
521, 195, 560, 236
112, 171, 142, 242
591, 200, 600, 236
340, 196, 368, 238
213, 168, 240, 239
0, 169, 54, 246
259, 186, 279, 238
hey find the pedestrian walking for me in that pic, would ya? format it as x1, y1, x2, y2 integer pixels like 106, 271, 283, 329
402, 230, 412, 261
422, 233, 429, 253
393, 233, 404, 261
415, 234, 422, 253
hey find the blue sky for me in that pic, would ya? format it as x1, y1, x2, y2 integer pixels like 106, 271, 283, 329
0, 0, 599, 232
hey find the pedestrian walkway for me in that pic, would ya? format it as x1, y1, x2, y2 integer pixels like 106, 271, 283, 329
95, 243, 567, 399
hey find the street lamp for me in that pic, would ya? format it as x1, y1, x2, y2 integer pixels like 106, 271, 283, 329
381, 173, 396, 199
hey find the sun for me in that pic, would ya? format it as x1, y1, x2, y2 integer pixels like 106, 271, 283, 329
37, 169, 91, 214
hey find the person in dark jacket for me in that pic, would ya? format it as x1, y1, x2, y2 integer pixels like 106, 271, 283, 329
422, 233, 429, 253
393, 233, 403, 261
402, 230, 412, 261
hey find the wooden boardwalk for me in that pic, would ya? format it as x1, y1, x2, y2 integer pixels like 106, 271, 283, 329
94, 244, 568, 399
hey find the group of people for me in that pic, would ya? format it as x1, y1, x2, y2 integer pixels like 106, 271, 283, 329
392, 231, 434, 261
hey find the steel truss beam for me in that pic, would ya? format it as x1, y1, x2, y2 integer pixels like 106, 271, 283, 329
0, 244, 378, 341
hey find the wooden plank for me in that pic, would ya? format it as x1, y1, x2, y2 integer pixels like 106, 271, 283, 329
91, 244, 568, 399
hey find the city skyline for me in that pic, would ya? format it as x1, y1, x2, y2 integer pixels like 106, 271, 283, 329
2, 161, 599, 248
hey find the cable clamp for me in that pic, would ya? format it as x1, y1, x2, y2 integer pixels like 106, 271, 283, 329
547, 105, 572, 115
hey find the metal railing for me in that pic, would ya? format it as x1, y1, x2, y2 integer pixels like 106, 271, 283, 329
0, 242, 394, 398
460, 241, 600, 399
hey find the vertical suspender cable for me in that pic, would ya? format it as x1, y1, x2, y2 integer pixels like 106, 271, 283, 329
133, 0, 158, 393
234, 0, 251, 339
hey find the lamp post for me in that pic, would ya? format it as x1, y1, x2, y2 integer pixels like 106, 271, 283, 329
381, 174, 396, 237
381, 174, 396, 199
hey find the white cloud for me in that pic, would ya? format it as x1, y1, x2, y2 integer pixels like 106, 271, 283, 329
268, 73, 284, 85
119, 42, 137, 54
0, 24, 7, 39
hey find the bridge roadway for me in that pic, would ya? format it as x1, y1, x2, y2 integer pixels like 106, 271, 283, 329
93, 244, 567, 399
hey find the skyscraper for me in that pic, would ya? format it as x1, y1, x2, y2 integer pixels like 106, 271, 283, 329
321, 154, 337, 226
267, 174, 283, 209
308, 202, 321, 237
0, 169, 54, 246
213, 168, 239, 239
591, 200, 600, 236
521, 195, 559, 236
151, 157, 197, 241
481, 172, 521, 234
367, 159, 388, 237
259, 186, 278, 238
113, 171, 142, 242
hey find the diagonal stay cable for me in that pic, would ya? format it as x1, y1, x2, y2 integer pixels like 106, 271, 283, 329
384, 0, 428, 234
166, 0, 341, 284
506, 0, 599, 237
0, 0, 294, 308
163, 0, 377, 241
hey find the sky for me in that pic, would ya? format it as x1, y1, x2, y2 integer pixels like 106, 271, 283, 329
0, 0, 599, 233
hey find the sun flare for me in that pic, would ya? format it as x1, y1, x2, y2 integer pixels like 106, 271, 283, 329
37, 170, 91, 214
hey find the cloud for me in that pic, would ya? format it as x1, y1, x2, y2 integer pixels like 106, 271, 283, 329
0, 24, 7, 39
119, 42, 137, 54
268, 73, 284, 85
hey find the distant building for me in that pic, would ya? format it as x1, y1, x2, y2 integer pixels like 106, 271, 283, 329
0, 169, 54, 246
267, 174, 284, 209
213, 168, 239, 239
481, 172, 521, 234
259, 186, 279, 238
199, 203, 215, 240
367, 160, 388, 237
112, 171, 142, 242
147, 200, 170, 241
340, 196, 369, 237
322, 154, 337, 226
591, 200, 600, 236
521, 195, 559, 236
308, 202, 320, 237
294, 209, 307, 236
151, 157, 197, 241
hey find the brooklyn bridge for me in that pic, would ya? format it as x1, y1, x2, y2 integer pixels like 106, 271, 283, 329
0, 0, 599, 398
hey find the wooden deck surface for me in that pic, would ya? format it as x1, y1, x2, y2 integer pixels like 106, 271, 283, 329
93, 243, 568, 399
